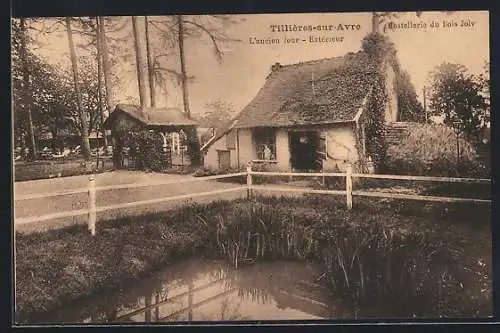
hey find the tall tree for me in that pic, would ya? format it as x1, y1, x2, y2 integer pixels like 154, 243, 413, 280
478, 61, 490, 128
144, 16, 156, 107
12, 25, 71, 157
169, 15, 242, 165
57, 56, 105, 139
177, 15, 190, 117
97, 16, 115, 115
131, 16, 149, 107
428, 62, 488, 142
30, 64, 74, 154
198, 100, 235, 128
150, 15, 241, 117
18, 18, 38, 160
96, 17, 108, 148
65, 17, 92, 160
75, 16, 122, 150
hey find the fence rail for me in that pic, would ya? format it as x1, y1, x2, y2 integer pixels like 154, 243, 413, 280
14, 163, 491, 234
249, 171, 490, 183
15, 186, 247, 225
15, 172, 247, 201
352, 190, 491, 204
251, 185, 346, 196
350, 173, 490, 184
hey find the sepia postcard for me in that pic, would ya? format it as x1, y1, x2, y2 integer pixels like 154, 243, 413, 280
11, 10, 492, 325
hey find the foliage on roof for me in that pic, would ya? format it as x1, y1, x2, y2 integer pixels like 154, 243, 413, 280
233, 51, 378, 128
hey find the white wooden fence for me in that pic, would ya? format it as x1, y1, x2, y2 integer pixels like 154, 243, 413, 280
14, 163, 491, 235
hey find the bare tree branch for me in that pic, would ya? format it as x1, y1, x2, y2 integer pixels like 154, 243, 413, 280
182, 20, 225, 62
148, 20, 173, 35
104, 17, 130, 33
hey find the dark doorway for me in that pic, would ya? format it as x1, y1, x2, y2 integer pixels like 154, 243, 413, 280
289, 131, 321, 172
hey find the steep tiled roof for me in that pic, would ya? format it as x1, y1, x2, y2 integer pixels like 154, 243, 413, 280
233, 51, 377, 128
103, 104, 197, 129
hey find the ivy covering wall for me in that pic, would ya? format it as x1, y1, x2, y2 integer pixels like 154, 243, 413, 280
183, 126, 202, 167
125, 130, 169, 172
360, 32, 425, 172
361, 33, 392, 172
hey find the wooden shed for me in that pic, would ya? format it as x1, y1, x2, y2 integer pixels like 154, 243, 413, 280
103, 104, 198, 169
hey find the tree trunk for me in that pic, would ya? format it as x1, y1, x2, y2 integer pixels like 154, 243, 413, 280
97, 17, 114, 115
96, 17, 108, 149
176, 16, 201, 166
96, 33, 105, 169
372, 12, 380, 34
132, 16, 149, 107
177, 15, 191, 118
144, 16, 156, 107
20, 131, 27, 160
65, 17, 92, 160
19, 18, 37, 161
52, 105, 59, 153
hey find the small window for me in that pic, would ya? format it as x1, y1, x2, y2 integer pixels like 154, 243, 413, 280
254, 128, 276, 160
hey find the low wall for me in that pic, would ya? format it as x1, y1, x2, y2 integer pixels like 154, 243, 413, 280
14, 158, 114, 182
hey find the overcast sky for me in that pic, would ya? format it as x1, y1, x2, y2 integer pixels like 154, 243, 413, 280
30, 10, 489, 117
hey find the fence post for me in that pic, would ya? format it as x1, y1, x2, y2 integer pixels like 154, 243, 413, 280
345, 164, 353, 210
246, 162, 253, 199
88, 176, 97, 236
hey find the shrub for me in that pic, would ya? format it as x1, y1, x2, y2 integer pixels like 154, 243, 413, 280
192, 166, 246, 184
192, 167, 216, 177
125, 130, 168, 172
183, 127, 202, 167
193, 165, 245, 177
386, 123, 488, 177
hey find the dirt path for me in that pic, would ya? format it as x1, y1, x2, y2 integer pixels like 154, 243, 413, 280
14, 171, 249, 234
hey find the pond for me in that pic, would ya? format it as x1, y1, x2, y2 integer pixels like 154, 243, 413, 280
30, 256, 490, 324
34, 259, 363, 324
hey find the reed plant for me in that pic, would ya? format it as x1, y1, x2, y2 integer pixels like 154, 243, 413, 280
196, 195, 490, 316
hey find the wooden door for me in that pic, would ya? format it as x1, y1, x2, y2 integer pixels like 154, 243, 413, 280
218, 150, 231, 170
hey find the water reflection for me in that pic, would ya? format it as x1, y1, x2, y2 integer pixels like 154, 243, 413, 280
35, 259, 342, 324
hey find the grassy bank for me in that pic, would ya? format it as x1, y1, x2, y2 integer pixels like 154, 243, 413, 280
15, 196, 492, 323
